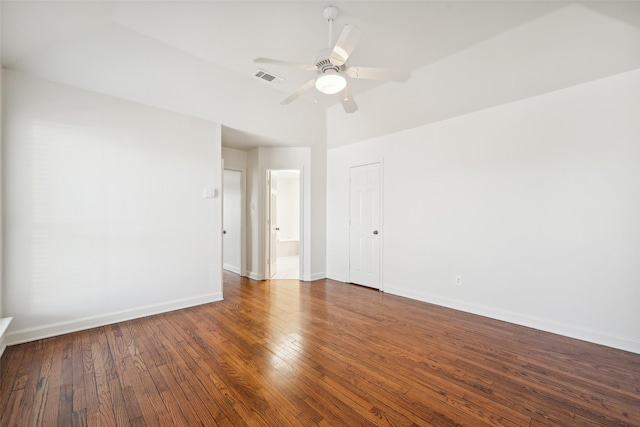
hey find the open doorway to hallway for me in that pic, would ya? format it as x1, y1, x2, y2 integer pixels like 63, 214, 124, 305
266, 170, 301, 280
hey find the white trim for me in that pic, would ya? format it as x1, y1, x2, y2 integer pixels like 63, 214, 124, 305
0, 317, 12, 338
378, 158, 384, 292
265, 170, 274, 279
247, 271, 262, 281
6, 294, 222, 346
326, 274, 348, 283
0, 317, 13, 359
384, 285, 640, 355
309, 272, 326, 281
223, 264, 241, 275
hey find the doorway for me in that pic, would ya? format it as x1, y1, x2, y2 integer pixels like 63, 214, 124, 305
266, 170, 301, 279
223, 169, 244, 276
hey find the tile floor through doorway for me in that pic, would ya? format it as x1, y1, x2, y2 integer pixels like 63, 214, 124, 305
272, 255, 299, 279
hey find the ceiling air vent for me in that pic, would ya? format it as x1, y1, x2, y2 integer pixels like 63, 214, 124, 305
254, 68, 283, 84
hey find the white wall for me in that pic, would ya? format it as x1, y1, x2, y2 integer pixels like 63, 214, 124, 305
327, 69, 640, 354
3, 71, 223, 344
222, 146, 248, 171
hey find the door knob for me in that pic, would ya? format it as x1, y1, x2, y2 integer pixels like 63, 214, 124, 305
223, 230, 227, 234
373, 230, 379, 235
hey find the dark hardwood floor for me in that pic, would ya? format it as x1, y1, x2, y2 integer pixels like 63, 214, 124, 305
1, 272, 639, 426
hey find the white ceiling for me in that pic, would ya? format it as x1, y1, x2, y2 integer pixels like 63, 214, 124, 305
2, 1, 640, 150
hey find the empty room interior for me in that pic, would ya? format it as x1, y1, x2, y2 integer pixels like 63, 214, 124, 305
1, 1, 639, 426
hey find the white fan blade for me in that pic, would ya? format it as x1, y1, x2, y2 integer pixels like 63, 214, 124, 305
337, 86, 358, 114
329, 25, 362, 66
255, 57, 317, 71
280, 79, 317, 105
346, 66, 410, 82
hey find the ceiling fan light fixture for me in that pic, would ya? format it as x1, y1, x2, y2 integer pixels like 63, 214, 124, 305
315, 71, 346, 95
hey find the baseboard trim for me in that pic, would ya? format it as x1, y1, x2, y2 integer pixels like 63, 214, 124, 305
326, 273, 348, 283
6, 293, 223, 346
309, 272, 326, 281
383, 285, 640, 355
0, 317, 12, 359
223, 264, 241, 275
247, 271, 262, 281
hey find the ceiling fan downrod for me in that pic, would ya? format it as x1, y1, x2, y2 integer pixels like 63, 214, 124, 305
323, 6, 340, 48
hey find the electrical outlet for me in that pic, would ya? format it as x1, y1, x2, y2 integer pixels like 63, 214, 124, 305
455, 275, 462, 286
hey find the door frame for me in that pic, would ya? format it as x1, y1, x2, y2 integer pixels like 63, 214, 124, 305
348, 161, 383, 291
266, 170, 278, 278
223, 166, 247, 278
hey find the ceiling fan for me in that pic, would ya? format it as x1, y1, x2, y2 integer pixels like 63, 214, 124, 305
254, 6, 410, 114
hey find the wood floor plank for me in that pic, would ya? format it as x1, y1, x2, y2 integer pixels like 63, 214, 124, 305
1, 388, 24, 427
35, 336, 62, 423
0, 345, 25, 415
71, 332, 88, 416
10, 342, 34, 392
26, 359, 50, 426
80, 331, 99, 418
155, 364, 207, 427
120, 386, 143, 424
2, 272, 640, 426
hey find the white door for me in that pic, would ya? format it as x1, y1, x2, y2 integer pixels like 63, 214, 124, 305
267, 171, 278, 278
223, 170, 242, 275
349, 163, 381, 288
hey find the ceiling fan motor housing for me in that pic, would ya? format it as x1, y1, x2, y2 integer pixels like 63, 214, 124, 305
313, 48, 346, 75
